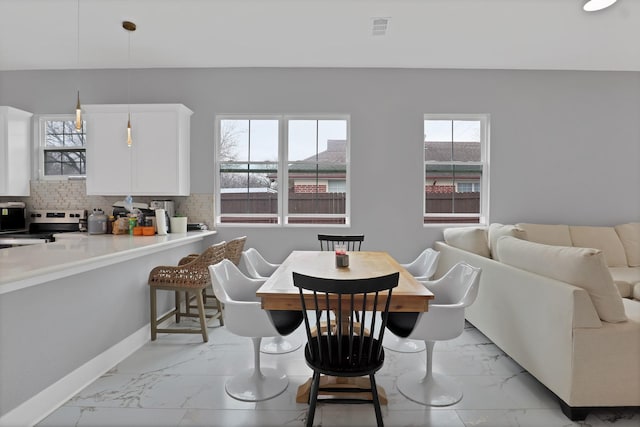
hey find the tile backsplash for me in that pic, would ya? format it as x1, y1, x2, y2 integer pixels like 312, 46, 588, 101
0, 181, 214, 227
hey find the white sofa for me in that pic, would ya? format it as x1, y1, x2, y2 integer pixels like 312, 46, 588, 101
433, 222, 640, 420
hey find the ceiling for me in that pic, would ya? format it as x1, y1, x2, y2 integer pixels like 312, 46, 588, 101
1, 0, 639, 72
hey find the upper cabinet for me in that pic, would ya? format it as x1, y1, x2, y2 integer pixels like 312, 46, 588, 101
0, 106, 33, 196
84, 104, 193, 196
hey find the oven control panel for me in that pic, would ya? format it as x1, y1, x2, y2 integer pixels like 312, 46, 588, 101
29, 210, 87, 224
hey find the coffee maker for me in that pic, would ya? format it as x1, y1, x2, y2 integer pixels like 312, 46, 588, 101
150, 200, 175, 218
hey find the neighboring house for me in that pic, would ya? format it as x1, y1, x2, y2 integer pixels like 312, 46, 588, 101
284, 139, 347, 193
287, 138, 481, 195
425, 140, 482, 194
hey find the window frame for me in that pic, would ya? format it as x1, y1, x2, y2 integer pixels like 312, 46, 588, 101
423, 113, 490, 227
214, 114, 351, 227
36, 114, 87, 181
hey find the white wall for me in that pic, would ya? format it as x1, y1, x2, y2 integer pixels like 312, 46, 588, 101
1, 68, 638, 261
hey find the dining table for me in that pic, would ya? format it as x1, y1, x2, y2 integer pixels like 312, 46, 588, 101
256, 250, 434, 404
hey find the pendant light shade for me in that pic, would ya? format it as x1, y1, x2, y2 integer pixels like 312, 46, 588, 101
583, 0, 617, 11
75, 90, 82, 130
127, 114, 133, 148
74, 0, 82, 130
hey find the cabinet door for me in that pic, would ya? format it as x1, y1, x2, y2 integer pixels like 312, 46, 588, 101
85, 111, 132, 195
130, 111, 180, 195
0, 107, 32, 196
85, 104, 191, 196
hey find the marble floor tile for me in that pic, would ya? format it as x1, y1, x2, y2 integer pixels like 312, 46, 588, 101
37, 322, 639, 427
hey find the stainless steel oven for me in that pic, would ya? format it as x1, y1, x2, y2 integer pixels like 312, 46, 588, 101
0, 209, 86, 248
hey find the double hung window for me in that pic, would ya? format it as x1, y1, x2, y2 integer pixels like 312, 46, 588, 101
38, 115, 86, 179
216, 115, 349, 226
424, 114, 489, 225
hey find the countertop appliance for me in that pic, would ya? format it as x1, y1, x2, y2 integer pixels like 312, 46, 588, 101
0, 209, 86, 248
150, 200, 175, 218
0, 201, 27, 232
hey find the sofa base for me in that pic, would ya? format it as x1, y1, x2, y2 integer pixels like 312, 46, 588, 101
559, 400, 591, 421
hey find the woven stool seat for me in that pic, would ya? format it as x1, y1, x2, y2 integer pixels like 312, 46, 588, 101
148, 241, 226, 342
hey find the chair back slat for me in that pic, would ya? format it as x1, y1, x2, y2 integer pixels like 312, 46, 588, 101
317, 234, 365, 251
293, 271, 399, 375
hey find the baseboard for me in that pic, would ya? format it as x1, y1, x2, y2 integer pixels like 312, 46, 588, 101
0, 314, 174, 427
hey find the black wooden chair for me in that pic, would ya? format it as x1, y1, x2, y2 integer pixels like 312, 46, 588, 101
317, 234, 365, 251
293, 271, 399, 427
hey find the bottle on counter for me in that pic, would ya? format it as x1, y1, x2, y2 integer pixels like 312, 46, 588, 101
88, 209, 108, 235
106, 215, 115, 234
128, 215, 137, 235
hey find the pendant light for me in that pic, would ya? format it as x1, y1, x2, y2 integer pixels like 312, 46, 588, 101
123, 20, 136, 147
583, 0, 617, 11
74, 0, 82, 130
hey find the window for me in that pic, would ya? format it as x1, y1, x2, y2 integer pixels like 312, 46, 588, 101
424, 114, 489, 225
39, 116, 86, 179
216, 115, 349, 225
457, 182, 480, 193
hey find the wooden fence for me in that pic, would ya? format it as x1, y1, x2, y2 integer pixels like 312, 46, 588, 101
221, 192, 346, 214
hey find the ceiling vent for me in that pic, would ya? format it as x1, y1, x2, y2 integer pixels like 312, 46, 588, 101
371, 17, 390, 36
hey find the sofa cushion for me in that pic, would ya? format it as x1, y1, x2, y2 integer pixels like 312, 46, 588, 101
516, 223, 572, 246
634, 283, 640, 301
615, 223, 640, 267
613, 281, 632, 298
608, 267, 640, 287
488, 223, 527, 260
496, 236, 627, 323
569, 226, 628, 267
443, 227, 490, 258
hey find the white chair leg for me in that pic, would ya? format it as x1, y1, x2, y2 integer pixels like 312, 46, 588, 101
225, 337, 288, 402
383, 332, 425, 353
396, 340, 463, 406
260, 335, 302, 354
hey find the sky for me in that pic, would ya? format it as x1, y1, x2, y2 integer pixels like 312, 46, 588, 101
221, 118, 480, 163
221, 119, 347, 162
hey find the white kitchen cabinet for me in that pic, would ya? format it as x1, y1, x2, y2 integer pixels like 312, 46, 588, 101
0, 106, 33, 196
84, 104, 193, 196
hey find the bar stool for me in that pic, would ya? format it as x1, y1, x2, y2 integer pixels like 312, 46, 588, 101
183, 235, 245, 324
225, 236, 247, 265
148, 241, 227, 342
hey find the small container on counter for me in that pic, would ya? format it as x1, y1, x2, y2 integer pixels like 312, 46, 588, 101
106, 215, 115, 234
128, 217, 137, 235
88, 209, 108, 235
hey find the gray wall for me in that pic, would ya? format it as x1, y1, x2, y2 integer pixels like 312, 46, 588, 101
2, 68, 639, 261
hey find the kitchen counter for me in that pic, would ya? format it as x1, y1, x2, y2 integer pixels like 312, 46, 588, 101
0, 229, 217, 424
0, 230, 217, 295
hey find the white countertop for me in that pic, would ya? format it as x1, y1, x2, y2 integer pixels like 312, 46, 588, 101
0, 230, 217, 294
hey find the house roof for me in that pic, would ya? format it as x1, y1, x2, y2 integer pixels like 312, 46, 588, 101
425, 141, 481, 162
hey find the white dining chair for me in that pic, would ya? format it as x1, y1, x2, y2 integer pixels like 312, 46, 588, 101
240, 248, 303, 354
384, 248, 440, 353
209, 259, 301, 401
240, 247, 280, 279
401, 248, 440, 281
386, 261, 481, 406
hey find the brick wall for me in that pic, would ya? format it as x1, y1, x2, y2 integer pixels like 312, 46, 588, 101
294, 184, 327, 193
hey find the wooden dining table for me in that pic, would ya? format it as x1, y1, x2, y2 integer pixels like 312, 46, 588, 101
256, 250, 434, 404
